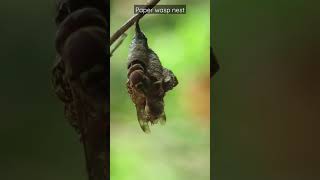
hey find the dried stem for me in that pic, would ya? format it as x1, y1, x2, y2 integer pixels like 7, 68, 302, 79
110, 33, 127, 56
110, 0, 161, 45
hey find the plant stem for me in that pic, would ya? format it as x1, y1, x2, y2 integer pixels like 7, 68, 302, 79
110, 0, 161, 45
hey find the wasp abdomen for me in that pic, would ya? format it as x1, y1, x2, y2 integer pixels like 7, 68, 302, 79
128, 62, 151, 94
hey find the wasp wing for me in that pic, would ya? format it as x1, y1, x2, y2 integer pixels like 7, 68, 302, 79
136, 105, 151, 133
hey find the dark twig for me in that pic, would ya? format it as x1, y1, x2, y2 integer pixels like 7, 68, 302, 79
110, 0, 161, 45
210, 47, 219, 77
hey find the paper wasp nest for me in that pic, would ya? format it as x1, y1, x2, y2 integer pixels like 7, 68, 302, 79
127, 20, 178, 133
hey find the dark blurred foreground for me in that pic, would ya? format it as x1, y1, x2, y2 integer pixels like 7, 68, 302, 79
0, 1, 88, 180
212, 1, 320, 180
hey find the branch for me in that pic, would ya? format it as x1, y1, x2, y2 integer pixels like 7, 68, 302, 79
210, 47, 219, 77
110, 0, 161, 45
110, 33, 127, 57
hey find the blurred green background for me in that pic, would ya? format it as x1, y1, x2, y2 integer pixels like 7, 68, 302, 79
110, 0, 210, 180
212, 1, 320, 180
0, 1, 89, 180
